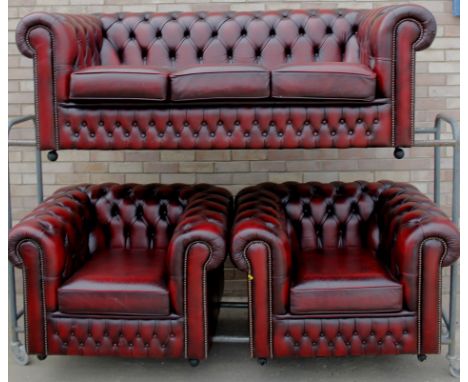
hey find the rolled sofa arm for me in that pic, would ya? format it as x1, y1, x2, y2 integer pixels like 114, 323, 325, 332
377, 182, 459, 268
376, 181, 459, 354
16, 12, 102, 64
9, 186, 92, 270
168, 184, 231, 274
230, 183, 291, 276
166, 184, 231, 360
358, 5, 437, 146
231, 183, 292, 314
8, 185, 93, 355
359, 4, 437, 58
16, 12, 103, 148
230, 183, 292, 358
16, 12, 103, 98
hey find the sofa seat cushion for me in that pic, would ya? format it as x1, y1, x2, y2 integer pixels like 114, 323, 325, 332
58, 249, 169, 316
272, 63, 376, 101
290, 248, 402, 314
69, 66, 168, 101
169, 65, 270, 101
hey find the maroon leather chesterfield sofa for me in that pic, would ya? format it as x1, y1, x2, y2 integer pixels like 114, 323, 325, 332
231, 181, 459, 363
16, 4, 436, 154
8, 183, 231, 365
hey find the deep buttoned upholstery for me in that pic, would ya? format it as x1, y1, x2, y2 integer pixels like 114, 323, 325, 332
8, 183, 231, 361
16, 5, 436, 150
230, 181, 459, 359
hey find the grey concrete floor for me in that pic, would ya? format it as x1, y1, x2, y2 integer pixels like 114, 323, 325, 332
9, 306, 458, 382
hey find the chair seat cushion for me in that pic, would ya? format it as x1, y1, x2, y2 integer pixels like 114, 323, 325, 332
169, 64, 270, 101
290, 248, 402, 314
58, 249, 169, 316
272, 63, 376, 101
69, 66, 168, 101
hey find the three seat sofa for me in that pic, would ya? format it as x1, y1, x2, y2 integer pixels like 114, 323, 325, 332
16, 4, 435, 152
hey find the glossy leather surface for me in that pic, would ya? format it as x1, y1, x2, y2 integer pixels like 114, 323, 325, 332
170, 64, 270, 101
8, 183, 231, 359
290, 248, 402, 314
70, 66, 168, 101
16, 5, 436, 150
274, 315, 417, 357
272, 63, 376, 101
57, 103, 392, 150
48, 315, 185, 358
58, 249, 169, 316
231, 181, 459, 358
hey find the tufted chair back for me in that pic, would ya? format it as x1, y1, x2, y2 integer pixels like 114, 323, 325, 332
283, 181, 389, 251
98, 9, 364, 70
85, 183, 188, 253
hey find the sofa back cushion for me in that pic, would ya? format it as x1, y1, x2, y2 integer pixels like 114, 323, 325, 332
98, 9, 364, 70
85, 184, 189, 252
283, 181, 387, 251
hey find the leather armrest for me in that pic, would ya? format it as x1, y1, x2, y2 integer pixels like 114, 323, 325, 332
359, 4, 436, 60
230, 184, 292, 354
16, 12, 102, 62
16, 12, 103, 100
230, 183, 291, 279
376, 181, 459, 353
167, 184, 231, 274
167, 185, 231, 361
358, 5, 437, 146
8, 186, 93, 334
16, 12, 103, 148
8, 186, 92, 272
377, 182, 459, 269
166, 184, 231, 337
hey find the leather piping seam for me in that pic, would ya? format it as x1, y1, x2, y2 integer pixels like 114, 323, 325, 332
240, 247, 254, 357
391, 18, 424, 147
183, 240, 212, 360
417, 237, 447, 355
25, 25, 59, 149
275, 71, 375, 77
15, 238, 48, 355
242, 240, 273, 358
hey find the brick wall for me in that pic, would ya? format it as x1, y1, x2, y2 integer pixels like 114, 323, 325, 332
8, 0, 459, 297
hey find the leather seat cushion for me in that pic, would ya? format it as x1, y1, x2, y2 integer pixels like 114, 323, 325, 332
58, 249, 170, 316
272, 63, 376, 101
290, 248, 402, 314
169, 64, 270, 101
69, 66, 167, 101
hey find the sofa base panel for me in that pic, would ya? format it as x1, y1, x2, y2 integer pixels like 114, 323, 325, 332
46, 315, 185, 358
273, 316, 419, 357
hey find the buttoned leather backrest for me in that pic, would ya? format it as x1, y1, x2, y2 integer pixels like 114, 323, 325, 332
283, 181, 388, 251
98, 9, 364, 70
84, 183, 189, 252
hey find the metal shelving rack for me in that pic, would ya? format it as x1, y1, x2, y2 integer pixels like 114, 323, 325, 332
7, 114, 460, 377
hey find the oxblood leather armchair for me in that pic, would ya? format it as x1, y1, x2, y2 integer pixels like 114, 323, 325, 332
16, 5, 436, 152
8, 183, 231, 364
230, 181, 459, 361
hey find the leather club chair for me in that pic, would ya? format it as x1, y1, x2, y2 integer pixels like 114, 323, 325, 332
8, 183, 231, 365
16, 5, 435, 153
230, 181, 459, 363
